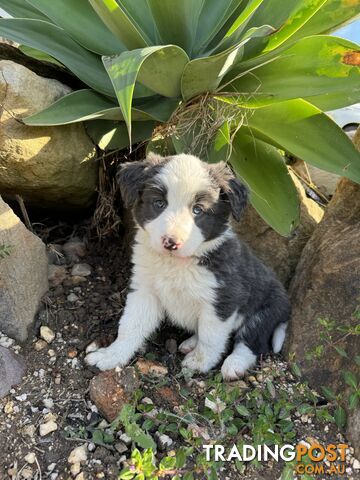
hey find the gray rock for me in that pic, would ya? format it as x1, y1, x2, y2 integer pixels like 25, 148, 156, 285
63, 238, 86, 261
0, 346, 26, 397
71, 263, 92, 277
0, 197, 48, 341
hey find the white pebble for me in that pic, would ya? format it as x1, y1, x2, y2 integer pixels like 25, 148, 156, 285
24, 453, 36, 464
353, 459, 360, 470
43, 398, 54, 409
70, 462, 81, 476
68, 445, 87, 464
39, 420, 57, 436
40, 326, 55, 344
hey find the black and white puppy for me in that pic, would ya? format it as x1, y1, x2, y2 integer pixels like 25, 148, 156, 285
86, 154, 290, 380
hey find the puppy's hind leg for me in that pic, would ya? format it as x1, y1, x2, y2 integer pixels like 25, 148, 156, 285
86, 289, 162, 371
179, 334, 198, 354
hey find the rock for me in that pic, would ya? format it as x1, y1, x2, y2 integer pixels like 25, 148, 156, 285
39, 420, 57, 436
70, 462, 81, 476
165, 338, 177, 354
24, 453, 36, 464
155, 432, 173, 450
21, 467, 33, 479
233, 173, 324, 286
286, 174, 360, 458
135, 358, 168, 377
119, 433, 132, 445
0, 61, 97, 208
34, 339, 48, 351
67, 293, 79, 303
63, 238, 86, 261
89, 367, 139, 422
0, 346, 26, 397
40, 326, 55, 344
68, 445, 87, 464
115, 442, 128, 454
0, 197, 48, 341
353, 459, 360, 470
48, 265, 67, 288
292, 159, 340, 197
71, 264, 92, 277
75, 473, 85, 480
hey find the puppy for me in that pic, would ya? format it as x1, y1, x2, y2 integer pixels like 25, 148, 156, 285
86, 154, 290, 380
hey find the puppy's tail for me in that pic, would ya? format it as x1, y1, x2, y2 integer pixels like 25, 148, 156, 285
272, 322, 288, 353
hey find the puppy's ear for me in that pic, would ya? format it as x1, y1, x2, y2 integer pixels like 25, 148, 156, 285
226, 177, 248, 222
117, 154, 166, 207
117, 162, 147, 207
208, 162, 248, 221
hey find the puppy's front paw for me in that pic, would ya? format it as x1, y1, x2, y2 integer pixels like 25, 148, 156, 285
85, 347, 123, 371
221, 355, 246, 381
182, 347, 213, 373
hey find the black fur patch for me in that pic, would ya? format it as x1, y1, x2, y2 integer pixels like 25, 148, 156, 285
199, 237, 290, 353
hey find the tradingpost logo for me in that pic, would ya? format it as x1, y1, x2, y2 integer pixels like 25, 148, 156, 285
203, 442, 349, 476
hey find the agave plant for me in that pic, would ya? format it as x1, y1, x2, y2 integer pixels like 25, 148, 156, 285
0, 0, 359, 235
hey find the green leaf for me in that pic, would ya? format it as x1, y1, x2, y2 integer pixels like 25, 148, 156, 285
91, 429, 104, 444
228, 36, 360, 110
193, 0, 242, 55
119, 468, 136, 480
19, 45, 63, 66
355, 355, 360, 367
343, 371, 358, 390
89, 0, 150, 49
290, 0, 360, 40
148, 0, 204, 55
159, 456, 176, 470
181, 25, 273, 100
334, 405, 347, 428
0, 18, 114, 97
86, 120, 155, 151
229, 131, 300, 236
334, 345, 348, 358
207, 121, 231, 163
236, 405, 250, 417
291, 362, 302, 378
349, 392, 359, 410
245, 99, 360, 184
103, 45, 188, 140
262, 0, 328, 53
0, 0, 48, 20
26, 0, 126, 55
116, 0, 156, 44
216, 0, 266, 51
321, 386, 337, 401
23, 90, 179, 126
126, 423, 157, 450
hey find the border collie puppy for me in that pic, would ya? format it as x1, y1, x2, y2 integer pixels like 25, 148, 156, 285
86, 154, 290, 380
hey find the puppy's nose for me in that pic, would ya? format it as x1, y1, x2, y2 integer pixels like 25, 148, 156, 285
162, 235, 181, 251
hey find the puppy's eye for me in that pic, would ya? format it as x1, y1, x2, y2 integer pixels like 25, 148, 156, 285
192, 204, 203, 216
153, 199, 166, 209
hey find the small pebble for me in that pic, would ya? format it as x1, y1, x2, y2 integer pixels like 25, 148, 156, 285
115, 442, 128, 454
40, 326, 55, 344
119, 433, 132, 445
353, 459, 360, 470
34, 339, 48, 351
39, 420, 57, 436
70, 462, 81, 476
68, 445, 88, 464
21, 467, 33, 479
67, 293, 79, 302
165, 338, 177, 354
43, 398, 54, 409
71, 264, 92, 277
24, 453, 36, 464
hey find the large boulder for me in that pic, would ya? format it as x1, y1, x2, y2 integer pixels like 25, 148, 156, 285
286, 139, 360, 455
233, 173, 324, 286
0, 196, 48, 341
0, 60, 97, 208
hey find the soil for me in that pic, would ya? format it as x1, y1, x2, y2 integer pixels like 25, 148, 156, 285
0, 220, 358, 480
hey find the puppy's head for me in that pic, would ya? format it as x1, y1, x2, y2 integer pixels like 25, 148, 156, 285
118, 153, 248, 257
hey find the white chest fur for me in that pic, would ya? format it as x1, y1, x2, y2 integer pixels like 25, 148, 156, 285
131, 231, 217, 331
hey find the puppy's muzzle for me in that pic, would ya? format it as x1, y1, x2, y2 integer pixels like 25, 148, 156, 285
162, 235, 182, 251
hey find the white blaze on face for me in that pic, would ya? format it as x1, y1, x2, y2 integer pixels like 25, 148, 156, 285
145, 155, 214, 257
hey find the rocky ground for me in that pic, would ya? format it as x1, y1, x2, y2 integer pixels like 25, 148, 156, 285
0, 225, 359, 480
